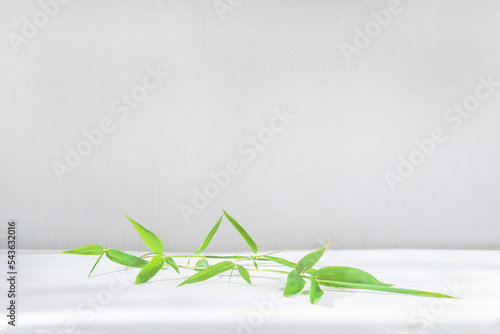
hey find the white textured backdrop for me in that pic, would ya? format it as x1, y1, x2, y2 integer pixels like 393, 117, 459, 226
1, 0, 499, 251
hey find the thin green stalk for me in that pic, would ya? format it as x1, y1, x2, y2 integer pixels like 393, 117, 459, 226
259, 248, 290, 257
174, 264, 290, 276
146, 254, 249, 259
247, 268, 290, 275
146, 248, 289, 260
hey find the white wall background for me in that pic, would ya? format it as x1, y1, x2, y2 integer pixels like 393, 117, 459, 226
1, 0, 499, 251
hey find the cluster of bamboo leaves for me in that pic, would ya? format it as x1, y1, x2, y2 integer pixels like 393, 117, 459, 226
62, 210, 455, 304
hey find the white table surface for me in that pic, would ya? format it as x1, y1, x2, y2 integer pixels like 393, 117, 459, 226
2, 249, 500, 334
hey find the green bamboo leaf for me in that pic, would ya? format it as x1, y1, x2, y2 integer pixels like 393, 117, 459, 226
195, 215, 223, 255
250, 255, 258, 269
195, 258, 209, 272
178, 261, 235, 286
135, 254, 164, 284
313, 266, 393, 287
309, 277, 324, 304
315, 280, 455, 298
124, 215, 164, 254
164, 257, 180, 275
263, 256, 296, 269
222, 209, 258, 254
61, 244, 104, 255
236, 265, 251, 285
263, 256, 317, 274
105, 249, 149, 268
295, 245, 328, 274
283, 269, 306, 297
88, 253, 104, 277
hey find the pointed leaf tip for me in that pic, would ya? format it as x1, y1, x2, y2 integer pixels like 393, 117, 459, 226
222, 210, 258, 254
178, 261, 235, 286
61, 244, 104, 255
124, 215, 164, 254
236, 265, 252, 285
164, 257, 180, 275
87, 253, 105, 277
295, 245, 329, 274
195, 215, 223, 255
313, 266, 393, 287
134, 254, 164, 284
